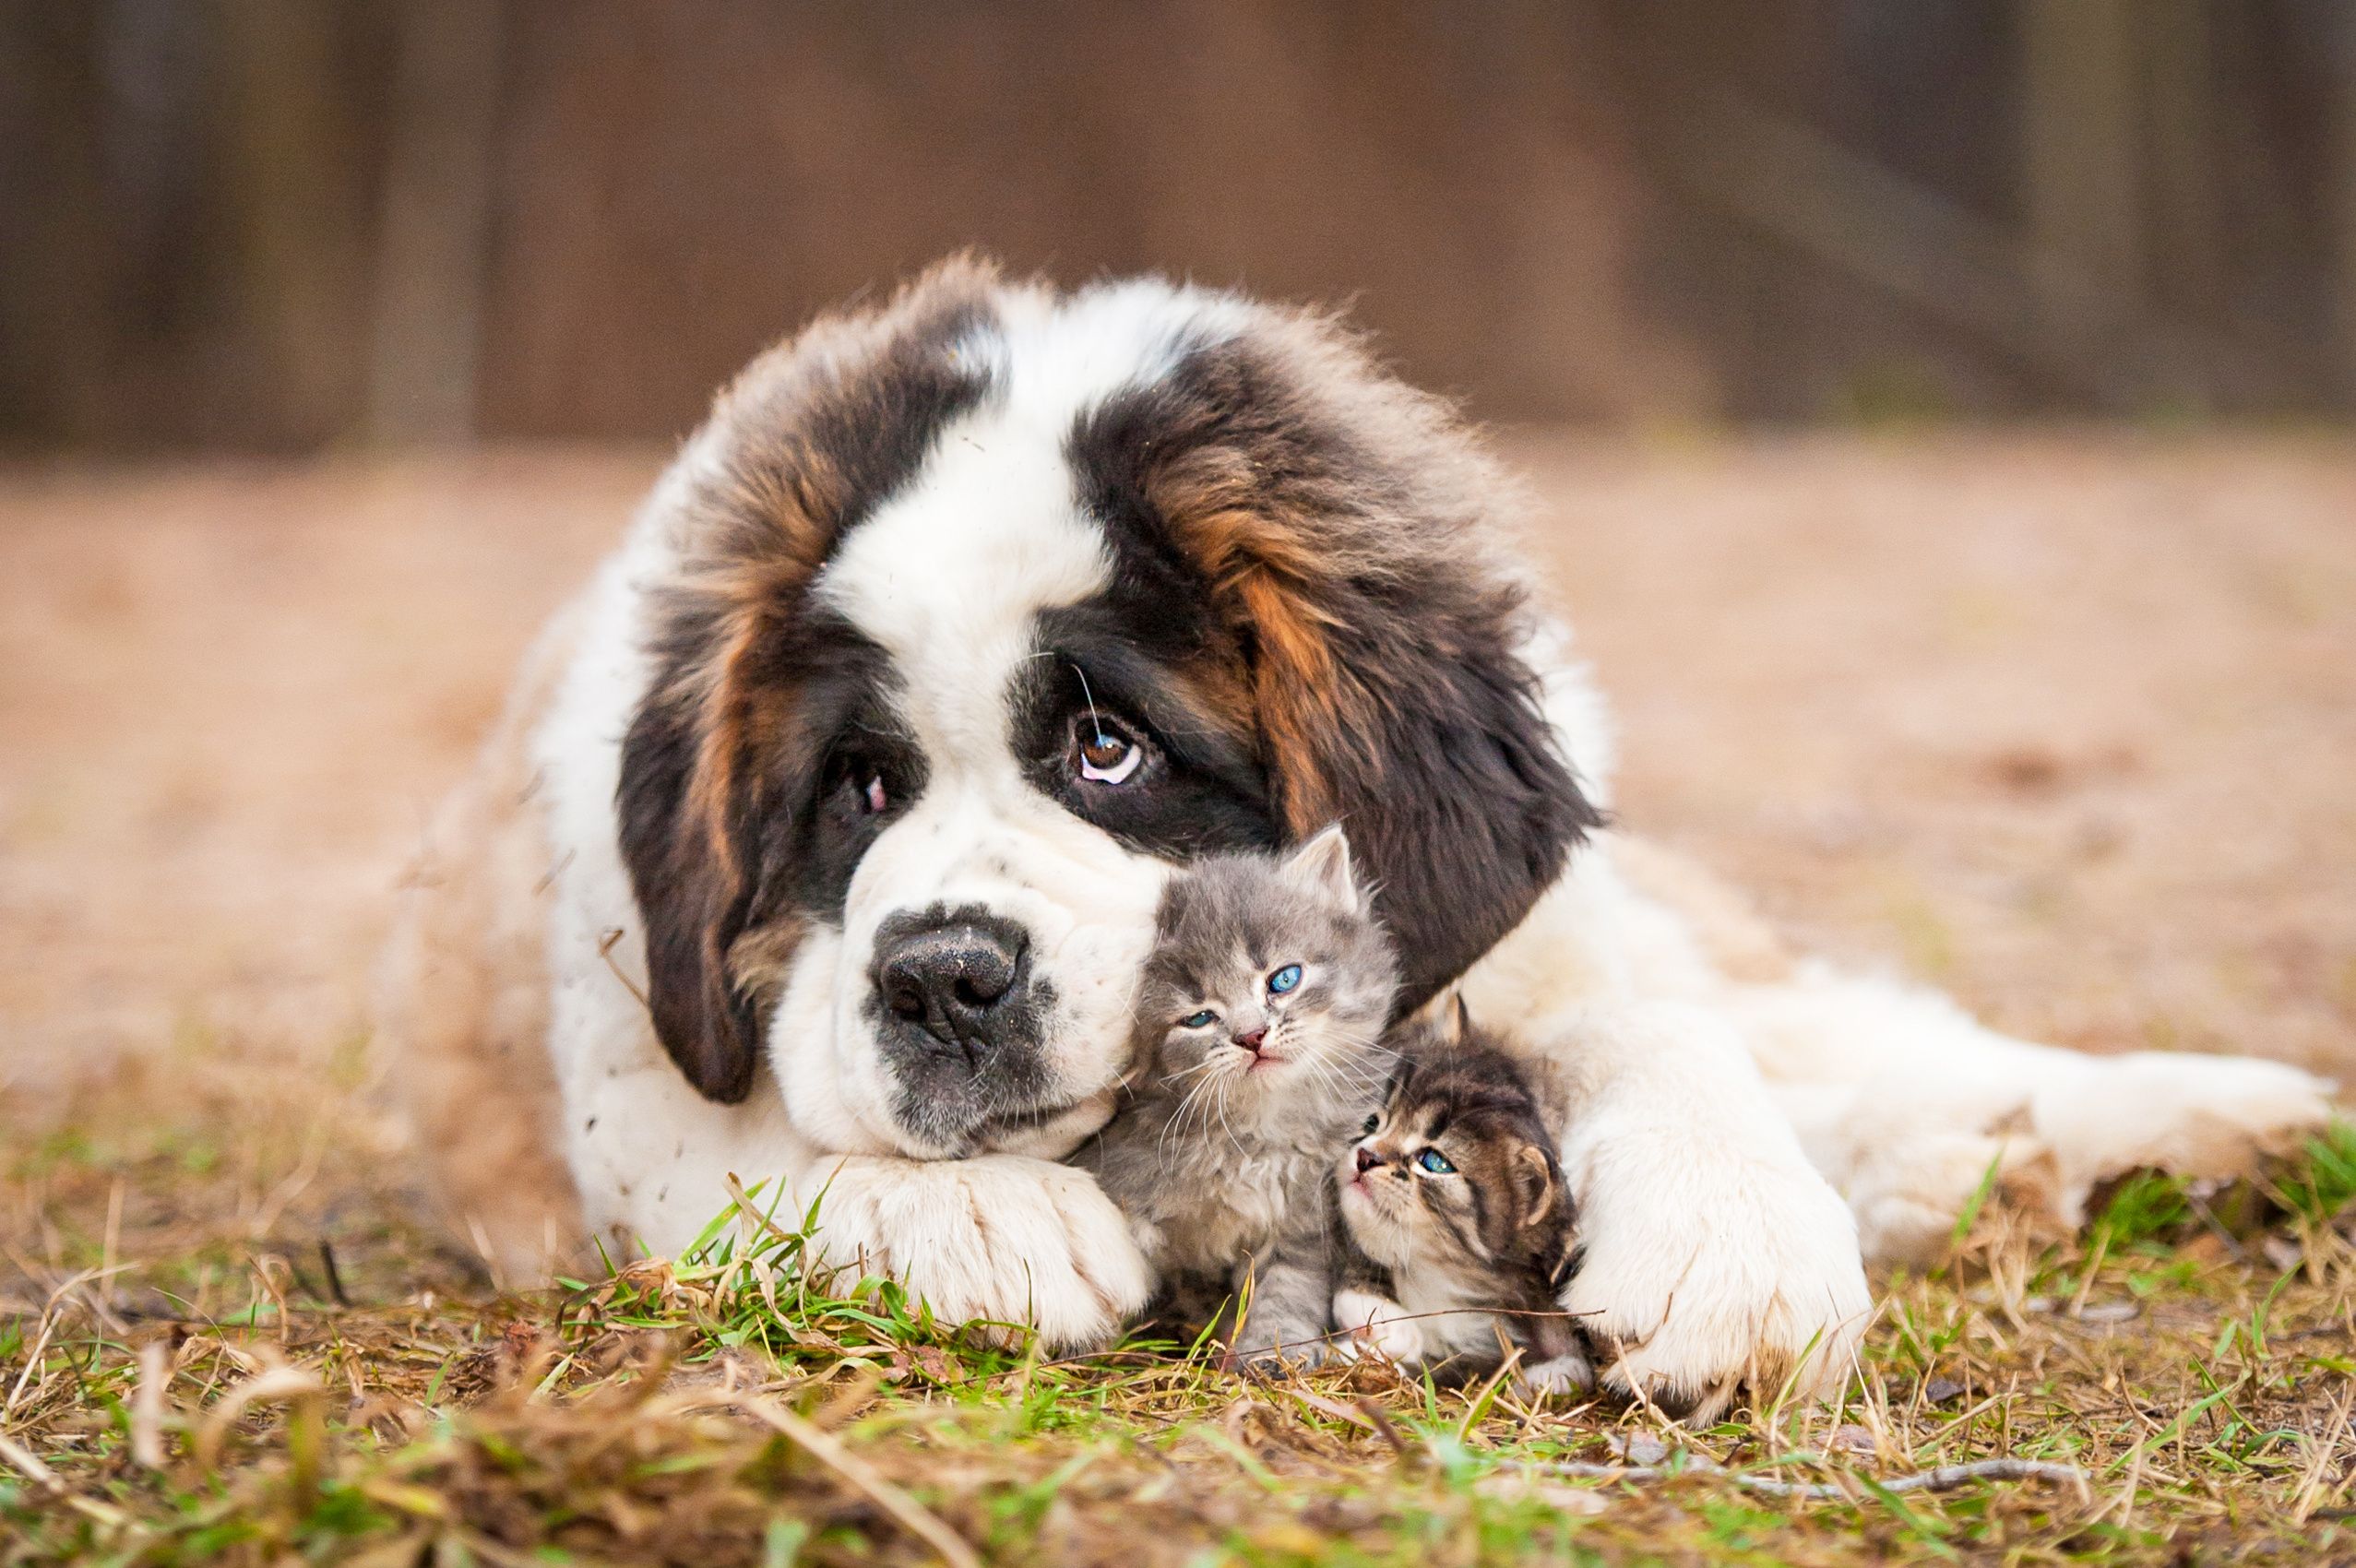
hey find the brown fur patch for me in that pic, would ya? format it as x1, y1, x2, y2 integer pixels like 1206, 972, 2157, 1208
617, 258, 1003, 1102
1073, 318, 1602, 1010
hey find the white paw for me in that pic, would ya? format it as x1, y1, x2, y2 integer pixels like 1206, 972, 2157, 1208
1741, 967, 2337, 1255
1565, 1120, 1872, 1420
1333, 1288, 1426, 1366
806, 1154, 1153, 1352
2032, 1052, 2335, 1209
1514, 1350, 1594, 1398
1226, 1336, 1332, 1373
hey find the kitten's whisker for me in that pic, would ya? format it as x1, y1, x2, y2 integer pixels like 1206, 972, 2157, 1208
1210, 1075, 1245, 1157
1300, 1047, 1386, 1103
1158, 1070, 1224, 1158
1155, 1057, 1221, 1089
1168, 1076, 1214, 1158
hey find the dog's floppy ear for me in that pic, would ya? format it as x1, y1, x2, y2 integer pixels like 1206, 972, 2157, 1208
613, 257, 1002, 1104
615, 677, 767, 1104
1299, 620, 1600, 1016
1089, 329, 1603, 1018
1231, 568, 1598, 1014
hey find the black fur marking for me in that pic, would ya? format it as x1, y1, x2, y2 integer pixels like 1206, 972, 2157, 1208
784, 621, 930, 926
1461, 1168, 1493, 1243
1012, 611, 1279, 863
1067, 336, 1603, 1015
614, 682, 766, 1103
1432, 1194, 1488, 1263
616, 292, 994, 1105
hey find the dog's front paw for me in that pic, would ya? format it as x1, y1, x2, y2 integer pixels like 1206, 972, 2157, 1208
1565, 1123, 1871, 1421
808, 1154, 1152, 1351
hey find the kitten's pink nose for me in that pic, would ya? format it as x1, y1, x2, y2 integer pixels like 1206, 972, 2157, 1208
1234, 1027, 1268, 1054
1355, 1146, 1381, 1173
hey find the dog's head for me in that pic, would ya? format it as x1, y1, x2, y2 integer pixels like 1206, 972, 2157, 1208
617, 258, 1600, 1158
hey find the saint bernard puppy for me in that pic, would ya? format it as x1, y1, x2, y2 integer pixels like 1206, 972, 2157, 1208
383, 257, 2333, 1417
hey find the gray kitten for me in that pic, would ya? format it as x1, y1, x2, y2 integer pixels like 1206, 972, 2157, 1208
1076, 826, 1398, 1365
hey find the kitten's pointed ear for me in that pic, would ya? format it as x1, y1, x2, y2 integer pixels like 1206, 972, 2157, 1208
1446, 992, 1474, 1046
1283, 823, 1362, 911
1510, 1143, 1557, 1233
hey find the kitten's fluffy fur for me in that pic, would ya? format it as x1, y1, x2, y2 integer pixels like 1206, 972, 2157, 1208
1077, 826, 1396, 1362
1335, 1020, 1589, 1393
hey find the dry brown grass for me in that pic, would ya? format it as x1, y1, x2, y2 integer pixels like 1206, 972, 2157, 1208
4, 435, 2353, 1563
6, 1049, 2356, 1565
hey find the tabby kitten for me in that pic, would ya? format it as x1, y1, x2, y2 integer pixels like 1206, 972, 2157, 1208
1076, 825, 1397, 1365
1333, 1018, 1589, 1393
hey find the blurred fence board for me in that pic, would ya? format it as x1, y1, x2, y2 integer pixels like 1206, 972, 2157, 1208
1, 0, 2350, 452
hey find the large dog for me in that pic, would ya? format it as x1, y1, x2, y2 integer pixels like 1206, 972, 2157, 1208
383, 259, 2332, 1416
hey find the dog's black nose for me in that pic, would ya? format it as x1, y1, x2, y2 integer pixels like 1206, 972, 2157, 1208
874, 911, 1029, 1059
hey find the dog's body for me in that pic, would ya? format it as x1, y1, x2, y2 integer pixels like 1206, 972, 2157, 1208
385, 261, 2331, 1417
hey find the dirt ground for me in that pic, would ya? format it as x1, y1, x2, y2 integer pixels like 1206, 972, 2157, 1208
6, 433, 2356, 1565
5, 433, 2351, 1128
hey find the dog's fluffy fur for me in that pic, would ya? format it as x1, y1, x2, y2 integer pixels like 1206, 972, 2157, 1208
384, 259, 2334, 1417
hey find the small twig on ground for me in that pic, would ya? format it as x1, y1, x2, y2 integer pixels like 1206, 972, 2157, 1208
1355, 1395, 1417, 1467
5, 1266, 132, 1420
317, 1240, 351, 1308
597, 927, 653, 1016
1544, 1455, 2088, 1502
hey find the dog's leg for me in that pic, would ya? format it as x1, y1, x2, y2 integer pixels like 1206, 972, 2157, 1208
1736, 968, 2336, 1263
1458, 845, 1872, 1420
1537, 1000, 1874, 1420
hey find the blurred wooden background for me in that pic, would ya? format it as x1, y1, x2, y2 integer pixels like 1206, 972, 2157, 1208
5, 0, 2354, 452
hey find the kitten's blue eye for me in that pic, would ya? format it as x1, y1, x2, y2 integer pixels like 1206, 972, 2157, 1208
1267, 964, 1303, 995
1180, 1010, 1219, 1028
1414, 1148, 1457, 1174
1362, 1112, 1380, 1135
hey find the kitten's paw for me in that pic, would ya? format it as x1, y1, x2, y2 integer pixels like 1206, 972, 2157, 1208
1224, 1339, 1333, 1375
808, 1154, 1152, 1352
1224, 1313, 1336, 1372
1513, 1350, 1595, 1399
1333, 1289, 1426, 1366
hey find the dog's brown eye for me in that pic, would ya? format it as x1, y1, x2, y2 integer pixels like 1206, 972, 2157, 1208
833, 751, 891, 816
1074, 717, 1144, 785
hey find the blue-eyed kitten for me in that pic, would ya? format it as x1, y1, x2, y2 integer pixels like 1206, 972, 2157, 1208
1075, 825, 1397, 1365
1334, 1014, 1589, 1394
